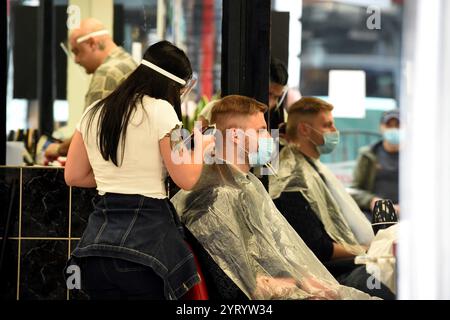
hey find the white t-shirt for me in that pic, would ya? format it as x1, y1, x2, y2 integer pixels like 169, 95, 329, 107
77, 96, 181, 199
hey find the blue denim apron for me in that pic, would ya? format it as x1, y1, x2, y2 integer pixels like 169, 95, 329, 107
69, 193, 200, 300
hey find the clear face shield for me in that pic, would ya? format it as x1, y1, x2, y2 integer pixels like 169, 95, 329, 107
59, 41, 85, 76
60, 41, 73, 60
140, 59, 196, 103
180, 72, 198, 104
275, 87, 288, 110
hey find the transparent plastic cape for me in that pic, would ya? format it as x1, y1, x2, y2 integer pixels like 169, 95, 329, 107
269, 144, 374, 255
171, 163, 377, 300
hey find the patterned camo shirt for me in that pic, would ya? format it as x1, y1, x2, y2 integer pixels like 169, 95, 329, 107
84, 46, 137, 109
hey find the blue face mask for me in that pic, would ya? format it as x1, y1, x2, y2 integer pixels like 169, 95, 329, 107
247, 137, 275, 167
235, 132, 275, 167
307, 125, 340, 155
317, 131, 340, 154
383, 128, 400, 145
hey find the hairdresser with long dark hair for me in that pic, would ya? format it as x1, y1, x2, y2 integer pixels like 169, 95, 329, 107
64, 41, 212, 300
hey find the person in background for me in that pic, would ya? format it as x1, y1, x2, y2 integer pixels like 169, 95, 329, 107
45, 18, 137, 159
64, 40, 214, 300
277, 87, 302, 143
197, 57, 289, 130
267, 57, 289, 132
351, 109, 400, 215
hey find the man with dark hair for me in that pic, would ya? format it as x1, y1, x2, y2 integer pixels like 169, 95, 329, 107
267, 57, 288, 131
197, 57, 289, 130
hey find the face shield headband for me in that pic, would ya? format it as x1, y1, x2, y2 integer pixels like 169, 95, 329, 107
59, 29, 110, 61
275, 87, 288, 110
141, 60, 197, 103
141, 59, 187, 86
76, 30, 110, 44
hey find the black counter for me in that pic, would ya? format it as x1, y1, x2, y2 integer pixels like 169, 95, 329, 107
0, 166, 97, 300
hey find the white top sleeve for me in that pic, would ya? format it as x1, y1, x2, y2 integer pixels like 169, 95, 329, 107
76, 100, 101, 133
156, 100, 182, 140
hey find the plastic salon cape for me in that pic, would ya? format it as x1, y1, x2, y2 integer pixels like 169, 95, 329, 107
171, 163, 376, 300
269, 145, 374, 256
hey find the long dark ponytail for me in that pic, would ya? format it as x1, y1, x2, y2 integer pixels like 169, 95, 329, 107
84, 40, 192, 166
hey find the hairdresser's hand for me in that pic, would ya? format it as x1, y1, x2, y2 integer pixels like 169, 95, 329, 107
193, 127, 215, 160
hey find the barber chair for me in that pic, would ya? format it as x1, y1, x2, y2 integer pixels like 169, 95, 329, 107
182, 242, 209, 300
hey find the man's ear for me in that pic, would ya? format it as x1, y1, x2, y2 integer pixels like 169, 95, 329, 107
87, 38, 97, 50
97, 40, 106, 50
297, 122, 309, 137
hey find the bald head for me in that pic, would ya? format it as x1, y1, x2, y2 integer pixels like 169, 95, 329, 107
69, 18, 107, 42
69, 18, 116, 74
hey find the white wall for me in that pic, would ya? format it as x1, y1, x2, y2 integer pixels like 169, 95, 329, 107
273, 0, 302, 88
399, 0, 450, 299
